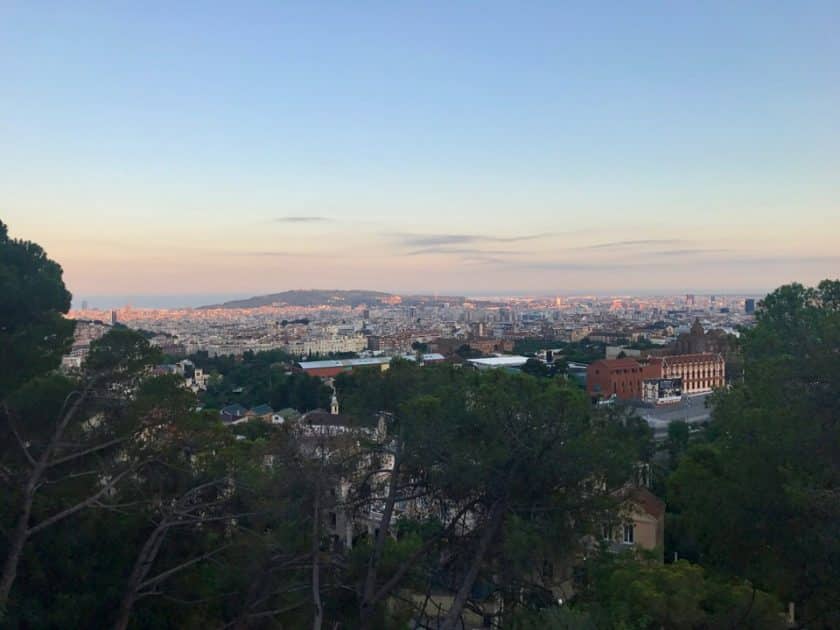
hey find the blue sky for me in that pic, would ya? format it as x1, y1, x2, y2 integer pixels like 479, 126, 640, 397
2, 2, 838, 299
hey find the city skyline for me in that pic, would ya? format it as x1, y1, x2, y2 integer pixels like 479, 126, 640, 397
3, 2, 839, 297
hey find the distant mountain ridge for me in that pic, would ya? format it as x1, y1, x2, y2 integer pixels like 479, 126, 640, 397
198, 289, 476, 309
199, 290, 394, 309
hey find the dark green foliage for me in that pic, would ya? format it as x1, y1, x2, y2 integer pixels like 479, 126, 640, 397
520, 357, 550, 377
664, 420, 690, 469
572, 554, 784, 629
455, 343, 485, 359
338, 361, 654, 627
512, 338, 607, 364
194, 348, 330, 411
85, 326, 162, 376
667, 280, 840, 627
0, 220, 75, 399
513, 338, 558, 355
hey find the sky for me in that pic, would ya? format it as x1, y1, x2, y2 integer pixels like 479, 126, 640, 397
2, 2, 838, 304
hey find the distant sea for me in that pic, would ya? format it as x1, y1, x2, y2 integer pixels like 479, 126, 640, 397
72, 294, 251, 309
73, 289, 769, 310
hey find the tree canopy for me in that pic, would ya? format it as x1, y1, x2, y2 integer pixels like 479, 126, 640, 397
667, 280, 840, 627
0, 220, 74, 399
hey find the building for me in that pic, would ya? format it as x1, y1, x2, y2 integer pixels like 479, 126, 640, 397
271, 408, 301, 425
220, 403, 248, 424
287, 334, 368, 357
605, 486, 666, 561
587, 353, 724, 401
466, 356, 530, 370
247, 404, 274, 422
297, 353, 446, 379
673, 318, 731, 355
587, 357, 655, 401
431, 337, 512, 356
299, 357, 393, 378
745, 298, 755, 314
652, 353, 725, 395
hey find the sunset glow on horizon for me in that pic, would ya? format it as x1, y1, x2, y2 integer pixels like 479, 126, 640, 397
2, 2, 838, 300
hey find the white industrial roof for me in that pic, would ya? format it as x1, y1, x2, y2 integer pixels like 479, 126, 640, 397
299, 357, 391, 369
299, 353, 446, 370
467, 356, 530, 368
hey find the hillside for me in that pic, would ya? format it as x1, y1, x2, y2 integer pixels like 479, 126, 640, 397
199, 290, 478, 309
199, 289, 395, 309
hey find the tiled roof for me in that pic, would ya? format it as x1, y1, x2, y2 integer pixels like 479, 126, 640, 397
301, 409, 354, 427
590, 358, 642, 369
662, 353, 722, 365
625, 486, 666, 518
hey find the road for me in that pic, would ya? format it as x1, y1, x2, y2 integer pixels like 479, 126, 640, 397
635, 393, 714, 438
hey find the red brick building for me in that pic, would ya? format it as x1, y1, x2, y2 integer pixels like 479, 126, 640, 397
587, 357, 659, 400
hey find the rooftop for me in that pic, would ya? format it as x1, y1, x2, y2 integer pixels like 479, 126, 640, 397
589, 357, 643, 369
662, 353, 722, 365
299, 353, 446, 370
467, 355, 530, 368
625, 486, 666, 519
299, 357, 391, 370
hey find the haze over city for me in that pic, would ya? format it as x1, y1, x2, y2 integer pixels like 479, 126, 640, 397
3, 2, 839, 303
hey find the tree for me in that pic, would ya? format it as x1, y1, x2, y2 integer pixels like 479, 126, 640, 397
574, 553, 784, 629
668, 280, 840, 627
0, 220, 74, 400
664, 420, 690, 470
333, 362, 653, 629
521, 358, 550, 378
411, 341, 428, 353
435, 373, 649, 629
0, 328, 161, 611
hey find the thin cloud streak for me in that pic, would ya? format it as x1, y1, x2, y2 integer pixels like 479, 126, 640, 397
390, 232, 555, 248
218, 250, 316, 257
460, 255, 512, 265
404, 247, 521, 257
273, 216, 333, 223
580, 239, 688, 249
653, 249, 730, 256
482, 254, 840, 272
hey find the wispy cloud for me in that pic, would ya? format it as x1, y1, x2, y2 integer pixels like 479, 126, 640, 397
580, 239, 688, 250
274, 216, 333, 223
218, 250, 314, 257
390, 232, 555, 248
475, 254, 840, 272
460, 255, 512, 265
653, 249, 730, 256
405, 247, 521, 257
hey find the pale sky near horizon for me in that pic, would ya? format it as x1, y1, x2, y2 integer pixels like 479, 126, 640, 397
2, 2, 838, 301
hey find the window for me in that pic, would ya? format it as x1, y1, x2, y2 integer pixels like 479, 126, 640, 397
602, 524, 613, 541
623, 524, 635, 544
